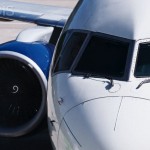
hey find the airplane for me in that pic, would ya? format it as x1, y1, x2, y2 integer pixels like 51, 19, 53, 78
0, 0, 150, 150
0, 0, 73, 137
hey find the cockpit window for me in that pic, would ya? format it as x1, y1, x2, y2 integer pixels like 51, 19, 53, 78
54, 32, 87, 73
74, 36, 129, 78
135, 43, 150, 77
52, 30, 71, 73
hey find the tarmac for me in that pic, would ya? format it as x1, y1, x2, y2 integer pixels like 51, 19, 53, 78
0, 118, 53, 150
0, 0, 77, 150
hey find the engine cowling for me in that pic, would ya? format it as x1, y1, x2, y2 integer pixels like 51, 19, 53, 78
0, 41, 54, 137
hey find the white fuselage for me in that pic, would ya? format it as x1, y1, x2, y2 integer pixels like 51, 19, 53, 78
48, 77, 150, 150
47, 0, 150, 150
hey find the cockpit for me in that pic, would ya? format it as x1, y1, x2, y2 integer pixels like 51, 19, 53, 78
52, 30, 150, 82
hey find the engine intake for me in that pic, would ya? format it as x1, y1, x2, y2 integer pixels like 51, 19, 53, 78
0, 40, 54, 137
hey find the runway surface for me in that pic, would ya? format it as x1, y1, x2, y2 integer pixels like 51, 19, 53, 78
0, 0, 77, 150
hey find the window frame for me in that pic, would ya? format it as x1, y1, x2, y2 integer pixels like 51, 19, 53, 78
134, 41, 150, 78
52, 30, 73, 74
52, 29, 134, 81
52, 29, 89, 76
71, 32, 134, 81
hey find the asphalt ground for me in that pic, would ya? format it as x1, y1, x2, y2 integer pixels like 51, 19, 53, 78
0, 117, 53, 150
0, 0, 77, 150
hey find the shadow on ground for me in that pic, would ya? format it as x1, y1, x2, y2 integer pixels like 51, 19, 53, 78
0, 117, 53, 150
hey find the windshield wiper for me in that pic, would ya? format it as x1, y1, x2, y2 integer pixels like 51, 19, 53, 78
105, 77, 114, 87
83, 73, 114, 87
136, 79, 150, 89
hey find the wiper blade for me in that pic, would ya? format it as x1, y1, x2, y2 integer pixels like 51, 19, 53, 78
83, 73, 114, 87
136, 79, 150, 89
105, 76, 114, 87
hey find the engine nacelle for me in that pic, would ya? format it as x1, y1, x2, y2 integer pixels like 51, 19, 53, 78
0, 26, 54, 137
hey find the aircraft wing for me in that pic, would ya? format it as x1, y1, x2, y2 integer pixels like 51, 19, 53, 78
0, 0, 73, 27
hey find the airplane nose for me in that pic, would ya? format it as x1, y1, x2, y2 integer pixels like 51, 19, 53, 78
64, 97, 150, 150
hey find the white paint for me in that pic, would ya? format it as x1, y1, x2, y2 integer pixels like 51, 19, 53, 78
48, 72, 150, 150
46, 0, 150, 148
16, 26, 54, 43
64, 97, 150, 150
68, 0, 150, 40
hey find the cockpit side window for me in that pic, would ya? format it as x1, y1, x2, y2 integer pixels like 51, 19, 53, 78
52, 30, 72, 73
135, 43, 150, 77
74, 36, 129, 78
53, 32, 87, 73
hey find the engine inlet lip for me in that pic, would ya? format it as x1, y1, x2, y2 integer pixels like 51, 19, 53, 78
0, 51, 47, 137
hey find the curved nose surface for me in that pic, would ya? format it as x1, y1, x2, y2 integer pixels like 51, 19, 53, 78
64, 97, 150, 150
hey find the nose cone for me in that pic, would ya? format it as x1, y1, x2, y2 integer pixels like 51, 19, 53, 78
64, 97, 150, 150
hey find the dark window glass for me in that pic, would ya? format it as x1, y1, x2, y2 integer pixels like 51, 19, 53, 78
50, 27, 62, 45
74, 36, 129, 78
135, 43, 150, 77
52, 30, 71, 72
54, 32, 87, 73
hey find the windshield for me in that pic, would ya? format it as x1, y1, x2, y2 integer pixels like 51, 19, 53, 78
74, 35, 129, 78
135, 43, 150, 77
53, 31, 87, 73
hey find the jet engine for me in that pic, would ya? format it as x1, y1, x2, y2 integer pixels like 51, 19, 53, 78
0, 26, 54, 137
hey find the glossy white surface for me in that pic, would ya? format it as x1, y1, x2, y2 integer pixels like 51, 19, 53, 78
65, 97, 150, 150
17, 26, 54, 43
48, 72, 150, 150
69, 0, 150, 40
